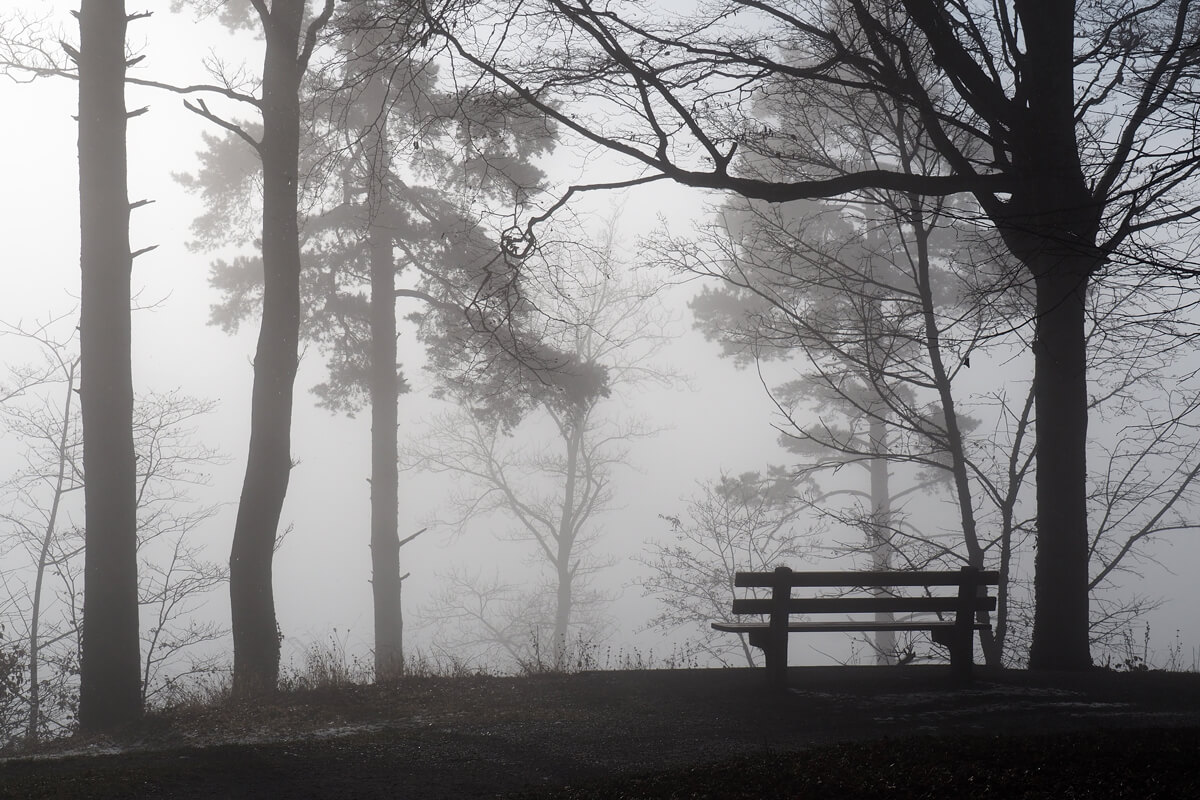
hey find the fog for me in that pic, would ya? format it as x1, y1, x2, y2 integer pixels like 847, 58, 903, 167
2, 2, 1199, 737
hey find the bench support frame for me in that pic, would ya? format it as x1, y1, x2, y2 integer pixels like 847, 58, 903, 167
715, 565, 997, 689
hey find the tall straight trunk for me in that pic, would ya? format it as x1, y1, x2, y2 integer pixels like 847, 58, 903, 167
229, 4, 308, 697
1028, 263, 1092, 669
347, 8, 406, 679
368, 144, 403, 681
553, 560, 573, 667
1006, 0, 1097, 671
76, 0, 142, 734
552, 413, 584, 668
867, 416, 895, 665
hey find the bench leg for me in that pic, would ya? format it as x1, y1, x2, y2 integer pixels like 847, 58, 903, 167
949, 631, 974, 684
748, 629, 788, 690
933, 628, 975, 684
765, 645, 787, 690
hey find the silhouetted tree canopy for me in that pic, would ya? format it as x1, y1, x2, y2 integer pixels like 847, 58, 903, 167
413, 0, 1200, 670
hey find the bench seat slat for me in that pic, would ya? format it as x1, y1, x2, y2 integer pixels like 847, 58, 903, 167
731, 596, 997, 615
734, 569, 1000, 588
712, 620, 990, 634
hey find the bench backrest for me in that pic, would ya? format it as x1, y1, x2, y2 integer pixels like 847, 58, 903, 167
731, 566, 999, 617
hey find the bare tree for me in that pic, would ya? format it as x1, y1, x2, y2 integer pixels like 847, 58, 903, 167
128, 391, 228, 706
178, 0, 555, 682
137, 533, 226, 707
0, 320, 83, 745
1, 323, 228, 745
407, 249, 673, 669
676, 176, 1200, 668
420, 565, 611, 671
642, 470, 814, 667
415, 0, 1200, 670
1082, 285, 1200, 653
670, 182, 1039, 666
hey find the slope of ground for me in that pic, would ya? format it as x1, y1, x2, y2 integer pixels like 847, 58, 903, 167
2, 666, 1198, 798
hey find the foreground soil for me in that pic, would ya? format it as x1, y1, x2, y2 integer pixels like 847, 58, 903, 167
2, 666, 1199, 798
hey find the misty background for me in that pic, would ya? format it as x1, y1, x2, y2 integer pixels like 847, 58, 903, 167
1, 3, 793, 677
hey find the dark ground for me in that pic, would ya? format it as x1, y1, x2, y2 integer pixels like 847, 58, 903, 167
2, 666, 1199, 798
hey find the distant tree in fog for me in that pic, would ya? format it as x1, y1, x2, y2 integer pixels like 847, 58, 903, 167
407, 249, 674, 670
309, 1, 551, 681
0, 320, 227, 747
642, 470, 813, 667
0, 319, 82, 746
664, 78, 1200, 665
421, 566, 612, 670
415, 0, 1200, 673
187, 0, 554, 682
669, 186, 1034, 666
618, 19, 1046, 664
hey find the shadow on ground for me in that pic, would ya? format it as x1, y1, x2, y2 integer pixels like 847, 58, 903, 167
2, 666, 1198, 798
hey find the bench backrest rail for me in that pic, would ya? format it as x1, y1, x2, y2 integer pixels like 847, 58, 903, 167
720, 566, 997, 687
734, 568, 1001, 589
731, 595, 998, 616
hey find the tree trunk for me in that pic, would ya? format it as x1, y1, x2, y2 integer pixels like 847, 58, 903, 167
346, 11, 406, 680
76, 0, 142, 734
867, 416, 895, 665
910, 203, 1005, 666
229, 4, 307, 697
553, 553, 574, 669
552, 413, 584, 668
1027, 262, 1093, 670
1002, 1, 1096, 671
28, 361, 77, 744
991, 388, 1035, 669
368, 142, 403, 682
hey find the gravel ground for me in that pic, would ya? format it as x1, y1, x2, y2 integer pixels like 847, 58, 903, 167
1, 666, 1198, 798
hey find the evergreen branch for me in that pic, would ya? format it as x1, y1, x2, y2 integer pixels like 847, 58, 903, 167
125, 75, 260, 107
394, 288, 460, 314
182, 98, 260, 153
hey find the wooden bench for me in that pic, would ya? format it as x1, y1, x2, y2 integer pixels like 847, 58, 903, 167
712, 565, 999, 688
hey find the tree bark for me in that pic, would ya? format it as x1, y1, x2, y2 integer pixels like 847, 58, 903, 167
1001, 1, 1097, 671
552, 412, 584, 668
553, 557, 573, 668
28, 360, 78, 743
867, 416, 896, 665
229, 3, 307, 697
1027, 262, 1093, 670
368, 142, 403, 681
76, 0, 142, 734
338, 5, 408, 680
910, 201, 1006, 667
